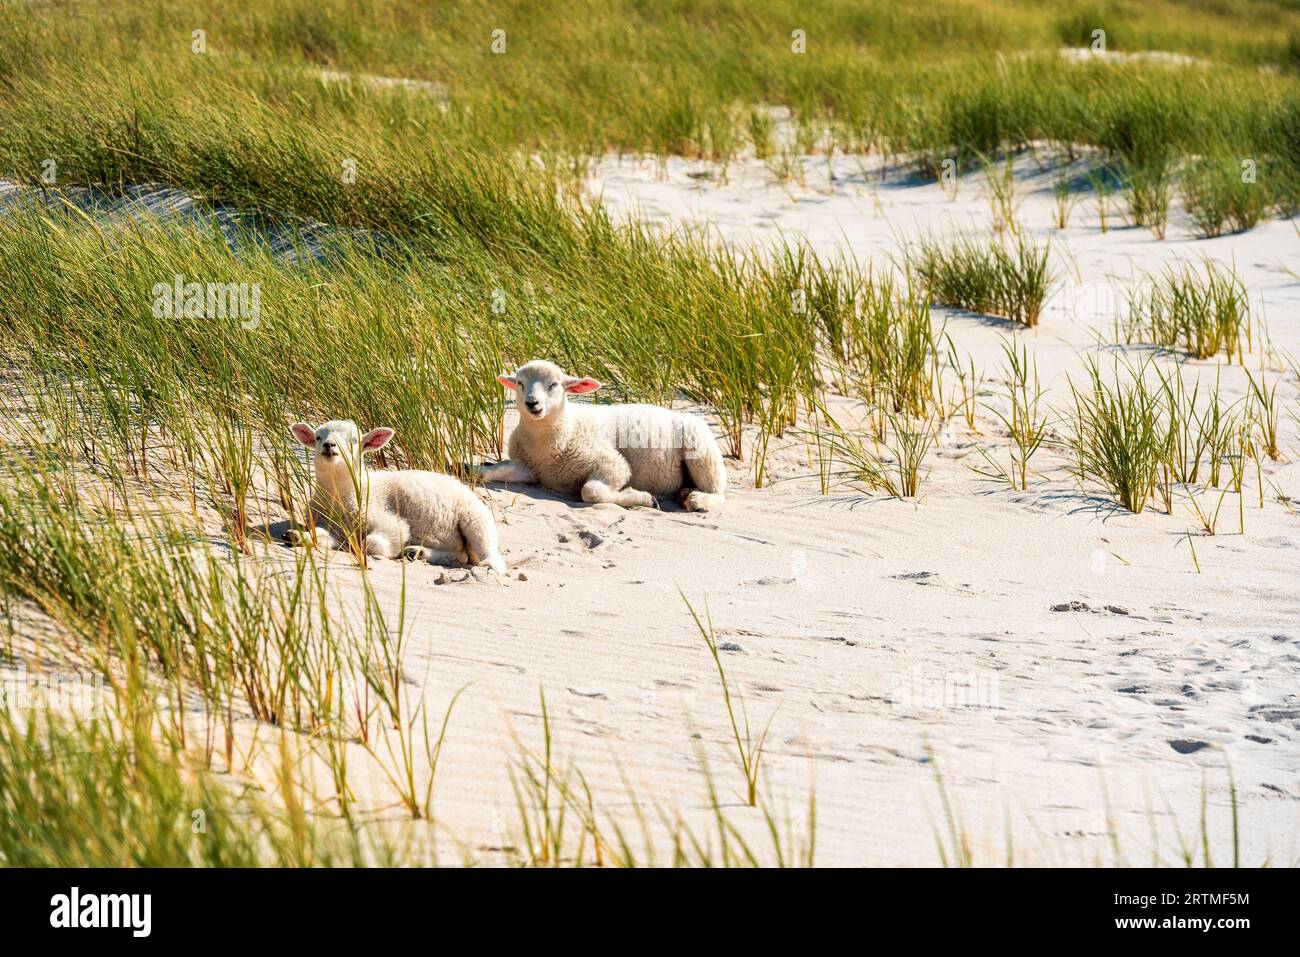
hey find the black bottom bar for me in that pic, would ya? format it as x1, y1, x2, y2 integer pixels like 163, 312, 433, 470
0, 866, 1288, 942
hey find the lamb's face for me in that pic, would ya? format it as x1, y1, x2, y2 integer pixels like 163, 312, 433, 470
291, 419, 394, 467
498, 360, 601, 422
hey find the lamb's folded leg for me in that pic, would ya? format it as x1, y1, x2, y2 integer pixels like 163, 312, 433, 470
680, 489, 724, 511
286, 525, 338, 549
364, 532, 401, 559
424, 548, 470, 566
581, 477, 655, 509
478, 460, 535, 483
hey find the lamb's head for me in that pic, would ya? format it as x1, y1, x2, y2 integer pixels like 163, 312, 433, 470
497, 360, 600, 423
291, 419, 394, 470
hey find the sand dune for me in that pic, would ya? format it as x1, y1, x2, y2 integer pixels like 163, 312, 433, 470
249, 150, 1300, 864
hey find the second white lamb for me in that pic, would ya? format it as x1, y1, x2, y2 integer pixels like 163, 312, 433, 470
288, 419, 505, 573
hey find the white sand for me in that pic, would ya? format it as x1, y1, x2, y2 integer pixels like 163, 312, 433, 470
286, 150, 1299, 865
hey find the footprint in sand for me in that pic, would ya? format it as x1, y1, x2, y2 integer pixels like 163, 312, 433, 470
1051, 600, 1091, 613
1051, 600, 1136, 617
558, 529, 606, 549
893, 571, 937, 583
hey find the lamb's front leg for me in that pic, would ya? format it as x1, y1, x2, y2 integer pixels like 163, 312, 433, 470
422, 548, 471, 566
364, 513, 410, 560
286, 499, 340, 549
365, 532, 402, 559
478, 460, 535, 484
580, 476, 656, 508
286, 525, 338, 549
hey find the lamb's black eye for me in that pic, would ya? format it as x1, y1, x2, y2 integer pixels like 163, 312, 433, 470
548, 383, 559, 391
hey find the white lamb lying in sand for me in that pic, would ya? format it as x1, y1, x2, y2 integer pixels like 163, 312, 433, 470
479, 360, 726, 511
288, 420, 505, 572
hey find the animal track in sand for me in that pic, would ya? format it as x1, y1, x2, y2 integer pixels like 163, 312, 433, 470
1050, 600, 1138, 617
1250, 705, 1300, 724
432, 567, 505, 584
892, 570, 937, 583
557, 529, 608, 549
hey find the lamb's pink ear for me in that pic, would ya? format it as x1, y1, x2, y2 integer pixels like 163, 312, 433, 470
563, 376, 602, 395
497, 374, 518, 390
291, 422, 317, 446
361, 427, 395, 451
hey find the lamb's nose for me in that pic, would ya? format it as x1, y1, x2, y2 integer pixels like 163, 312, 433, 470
525, 400, 541, 411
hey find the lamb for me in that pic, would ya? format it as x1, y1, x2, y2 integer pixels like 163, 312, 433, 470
287, 419, 505, 573
478, 360, 726, 511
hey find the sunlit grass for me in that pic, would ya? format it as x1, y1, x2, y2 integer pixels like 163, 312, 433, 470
909, 232, 1056, 328
1122, 261, 1252, 361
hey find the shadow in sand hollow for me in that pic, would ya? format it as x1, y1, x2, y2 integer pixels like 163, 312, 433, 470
0, 180, 401, 266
